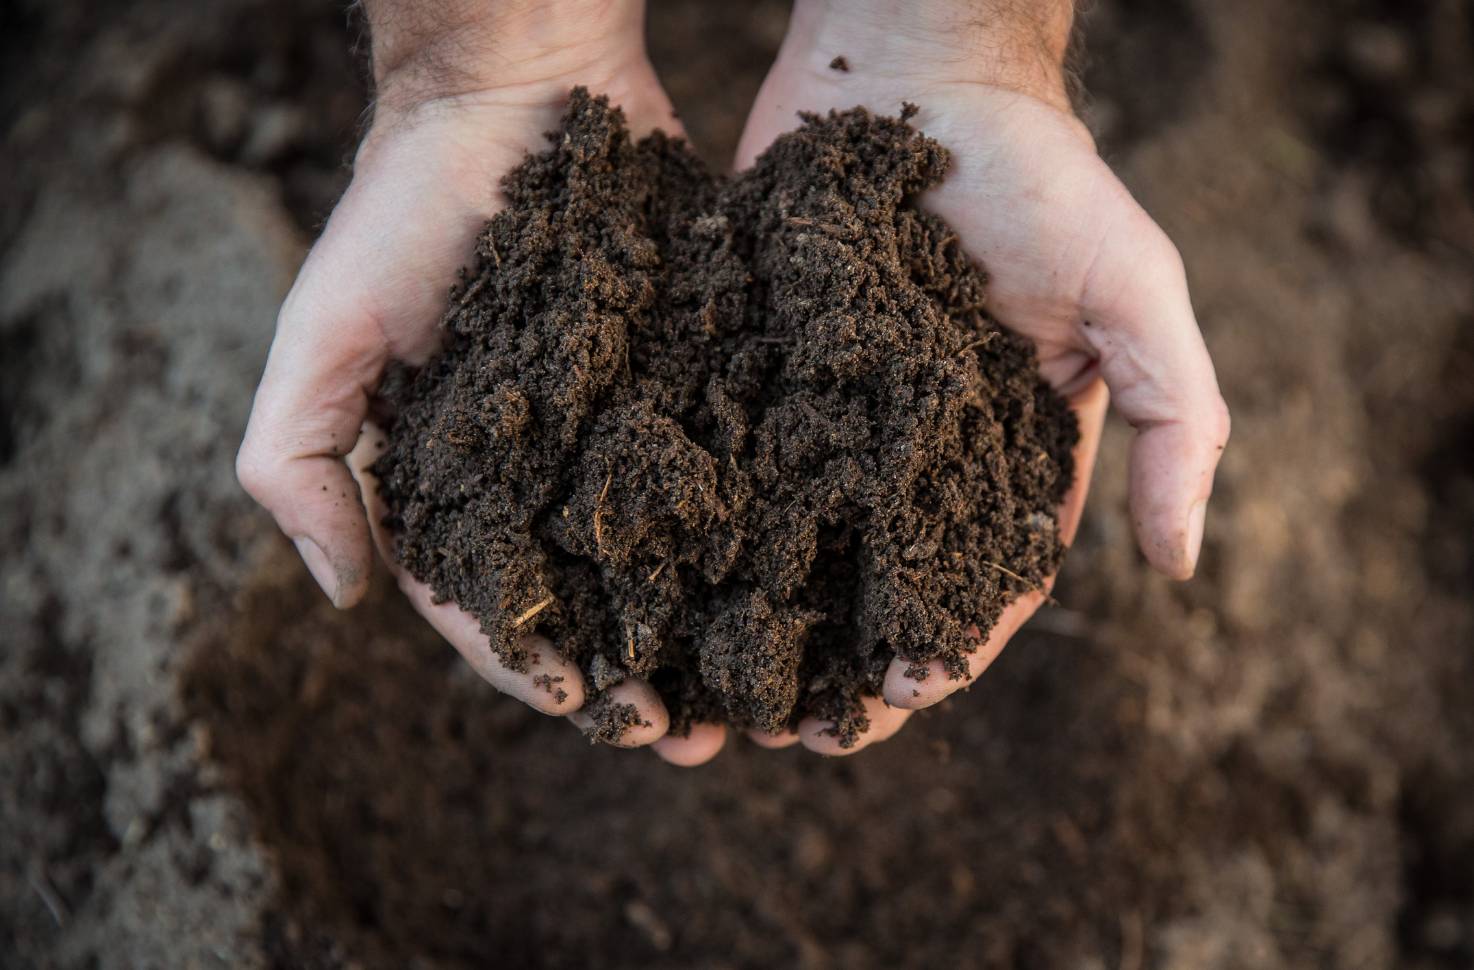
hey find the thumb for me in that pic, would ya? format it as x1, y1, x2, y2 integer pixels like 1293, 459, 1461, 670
236, 284, 383, 607
1081, 208, 1230, 580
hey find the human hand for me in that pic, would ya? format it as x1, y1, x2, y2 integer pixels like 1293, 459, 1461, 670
237, 0, 719, 765
730, 0, 1231, 756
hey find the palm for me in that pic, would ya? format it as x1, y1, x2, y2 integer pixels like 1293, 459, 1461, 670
743, 71, 1139, 391
297, 79, 682, 369
894, 92, 1133, 390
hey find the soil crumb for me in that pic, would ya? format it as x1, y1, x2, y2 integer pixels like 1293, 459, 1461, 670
371, 88, 1076, 745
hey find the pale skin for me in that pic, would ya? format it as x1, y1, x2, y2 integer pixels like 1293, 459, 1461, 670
237, 0, 1230, 766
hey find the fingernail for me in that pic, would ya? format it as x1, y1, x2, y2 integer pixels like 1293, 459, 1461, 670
1184, 500, 1208, 577
293, 536, 341, 606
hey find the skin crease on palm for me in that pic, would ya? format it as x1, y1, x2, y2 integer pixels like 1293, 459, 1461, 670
237, 0, 1230, 768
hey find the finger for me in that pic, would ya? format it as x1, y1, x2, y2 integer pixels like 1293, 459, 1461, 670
568, 678, 670, 748
347, 428, 585, 715
400, 591, 586, 716
236, 285, 384, 608
1056, 377, 1109, 545
886, 598, 1041, 709
747, 727, 802, 749
652, 722, 728, 766
798, 695, 913, 756
883, 379, 1107, 708
1081, 209, 1230, 580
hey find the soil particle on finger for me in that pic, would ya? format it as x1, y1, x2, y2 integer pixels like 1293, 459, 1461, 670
532, 673, 568, 706
371, 88, 1076, 747
581, 695, 651, 744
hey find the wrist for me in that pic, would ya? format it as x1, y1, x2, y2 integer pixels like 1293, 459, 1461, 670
782, 0, 1074, 109
365, 0, 649, 113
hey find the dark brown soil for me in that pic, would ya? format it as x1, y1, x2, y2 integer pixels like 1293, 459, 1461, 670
370, 90, 1076, 744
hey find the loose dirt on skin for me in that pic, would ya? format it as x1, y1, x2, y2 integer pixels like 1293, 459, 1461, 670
370, 88, 1077, 745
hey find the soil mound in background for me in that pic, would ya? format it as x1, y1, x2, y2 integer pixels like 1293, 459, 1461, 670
371, 89, 1076, 744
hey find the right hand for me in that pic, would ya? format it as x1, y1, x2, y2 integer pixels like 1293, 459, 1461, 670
236, 1, 721, 765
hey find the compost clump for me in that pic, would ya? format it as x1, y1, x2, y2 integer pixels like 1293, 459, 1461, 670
371, 89, 1078, 745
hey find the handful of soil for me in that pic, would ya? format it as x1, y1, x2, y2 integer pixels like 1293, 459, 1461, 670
371, 89, 1077, 746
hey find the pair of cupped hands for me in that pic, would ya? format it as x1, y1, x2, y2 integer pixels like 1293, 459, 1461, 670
237, 0, 1229, 766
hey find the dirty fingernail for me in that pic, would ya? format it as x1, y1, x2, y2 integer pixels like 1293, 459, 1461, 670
293, 536, 340, 606
1184, 499, 1208, 577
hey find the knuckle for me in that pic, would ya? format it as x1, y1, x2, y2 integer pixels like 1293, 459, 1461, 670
1208, 394, 1232, 447
1148, 228, 1187, 280
234, 440, 272, 501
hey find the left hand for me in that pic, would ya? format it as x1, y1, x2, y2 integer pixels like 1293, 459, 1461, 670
721, 0, 1229, 758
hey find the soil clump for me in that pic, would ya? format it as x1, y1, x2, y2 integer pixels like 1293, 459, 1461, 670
371, 88, 1076, 744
